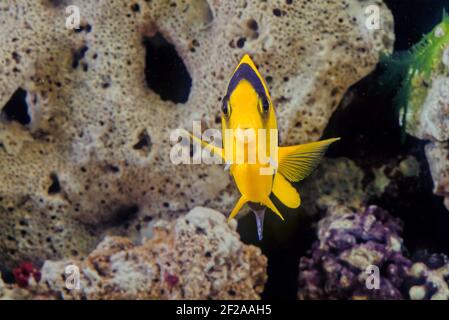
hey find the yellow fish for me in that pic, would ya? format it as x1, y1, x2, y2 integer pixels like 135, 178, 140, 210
190, 55, 339, 239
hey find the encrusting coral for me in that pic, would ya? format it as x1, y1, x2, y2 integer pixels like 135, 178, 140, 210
298, 205, 411, 300
0, 0, 394, 268
298, 205, 449, 300
406, 252, 449, 300
0, 207, 267, 300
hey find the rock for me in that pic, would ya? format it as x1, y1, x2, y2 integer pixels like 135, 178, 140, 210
398, 156, 421, 178
410, 76, 449, 141
416, 76, 449, 212
18, 207, 267, 299
298, 206, 411, 300
0, 0, 394, 267
388, 12, 449, 139
299, 156, 421, 216
425, 142, 449, 210
390, 14, 449, 211
299, 158, 366, 215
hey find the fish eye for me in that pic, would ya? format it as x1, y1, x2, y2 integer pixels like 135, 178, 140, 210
261, 98, 270, 114
222, 100, 230, 116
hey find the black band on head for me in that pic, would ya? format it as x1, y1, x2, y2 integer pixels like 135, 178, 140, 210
223, 63, 268, 105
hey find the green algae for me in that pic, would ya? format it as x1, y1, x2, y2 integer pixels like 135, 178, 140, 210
379, 10, 449, 138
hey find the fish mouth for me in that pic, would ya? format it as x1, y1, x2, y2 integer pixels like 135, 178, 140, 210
234, 127, 257, 144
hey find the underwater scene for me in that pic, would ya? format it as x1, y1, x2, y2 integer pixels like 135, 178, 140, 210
0, 0, 449, 302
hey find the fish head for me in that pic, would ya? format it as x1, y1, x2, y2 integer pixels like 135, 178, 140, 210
221, 55, 278, 160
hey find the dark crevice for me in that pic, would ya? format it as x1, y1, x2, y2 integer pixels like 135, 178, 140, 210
106, 164, 120, 173
1, 88, 30, 125
133, 130, 152, 155
46, 0, 69, 7
110, 205, 139, 227
72, 45, 89, 69
0, 268, 15, 284
48, 173, 61, 195
131, 3, 140, 12
143, 33, 192, 104
74, 24, 92, 33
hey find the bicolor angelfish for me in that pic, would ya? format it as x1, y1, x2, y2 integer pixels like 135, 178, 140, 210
190, 55, 340, 240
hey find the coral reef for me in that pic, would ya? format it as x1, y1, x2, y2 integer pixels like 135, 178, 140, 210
0, 0, 394, 268
412, 76, 449, 141
299, 158, 366, 215
1, 207, 267, 300
298, 204, 449, 300
298, 206, 411, 300
299, 155, 421, 216
380, 11, 449, 212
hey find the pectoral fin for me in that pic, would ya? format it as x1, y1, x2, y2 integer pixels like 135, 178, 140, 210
186, 130, 225, 161
272, 173, 301, 208
277, 138, 340, 182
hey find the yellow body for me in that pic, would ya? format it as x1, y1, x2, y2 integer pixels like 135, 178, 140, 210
190, 55, 339, 226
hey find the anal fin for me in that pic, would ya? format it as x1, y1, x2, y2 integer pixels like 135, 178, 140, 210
272, 173, 301, 208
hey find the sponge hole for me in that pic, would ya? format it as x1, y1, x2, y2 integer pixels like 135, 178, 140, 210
1, 88, 30, 126
143, 33, 192, 104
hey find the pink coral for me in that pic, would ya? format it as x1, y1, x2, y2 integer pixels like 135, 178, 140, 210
164, 272, 179, 288
13, 262, 41, 288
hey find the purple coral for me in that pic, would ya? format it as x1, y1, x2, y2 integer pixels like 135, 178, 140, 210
298, 206, 412, 300
164, 271, 179, 288
405, 252, 449, 300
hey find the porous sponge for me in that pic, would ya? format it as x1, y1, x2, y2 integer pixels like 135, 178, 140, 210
0, 0, 393, 267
